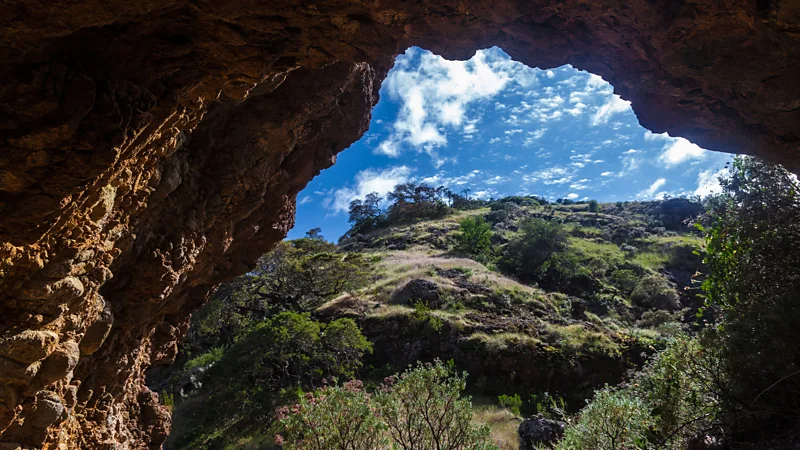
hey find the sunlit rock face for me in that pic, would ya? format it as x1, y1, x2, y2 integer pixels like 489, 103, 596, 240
1, 0, 798, 447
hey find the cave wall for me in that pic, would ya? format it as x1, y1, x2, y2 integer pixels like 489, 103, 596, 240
1, 0, 799, 448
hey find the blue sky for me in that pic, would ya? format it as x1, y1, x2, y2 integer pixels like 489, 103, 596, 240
288, 47, 731, 241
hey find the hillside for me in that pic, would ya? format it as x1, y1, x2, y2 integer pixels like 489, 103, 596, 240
151, 194, 710, 449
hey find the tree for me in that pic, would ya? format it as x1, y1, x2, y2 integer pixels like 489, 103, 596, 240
499, 218, 568, 283
189, 238, 373, 349
456, 216, 492, 257
588, 199, 599, 213
701, 156, 800, 431
348, 192, 385, 234
173, 313, 373, 449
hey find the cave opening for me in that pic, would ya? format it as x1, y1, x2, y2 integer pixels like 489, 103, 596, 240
2, 2, 798, 447
288, 46, 731, 242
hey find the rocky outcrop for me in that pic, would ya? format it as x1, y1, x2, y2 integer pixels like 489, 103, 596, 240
518, 415, 566, 450
1, 0, 799, 448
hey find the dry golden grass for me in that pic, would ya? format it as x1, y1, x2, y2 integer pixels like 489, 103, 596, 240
473, 404, 521, 450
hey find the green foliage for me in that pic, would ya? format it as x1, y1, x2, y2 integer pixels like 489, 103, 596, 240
631, 275, 679, 311
183, 347, 224, 372
556, 388, 648, 450
275, 380, 388, 450
349, 192, 385, 234
530, 392, 567, 420
588, 199, 599, 213
497, 393, 523, 416
609, 269, 638, 295
629, 336, 723, 448
457, 215, 493, 258
275, 361, 498, 450
386, 182, 452, 224
557, 336, 724, 450
412, 300, 444, 333
375, 361, 498, 450
160, 391, 175, 412
701, 156, 800, 429
499, 218, 568, 284
189, 236, 374, 349
170, 312, 372, 449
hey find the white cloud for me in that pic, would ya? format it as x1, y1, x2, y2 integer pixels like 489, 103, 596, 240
638, 178, 667, 199
623, 149, 638, 154
659, 137, 707, 167
489, 137, 501, 144
694, 168, 728, 197
601, 171, 615, 177
298, 195, 312, 205
546, 70, 555, 79
330, 166, 413, 213
376, 47, 539, 163
566, 193, 579, 199
591, 94, 631, 126
643, 130, 670, 141
504, 128, 523, 135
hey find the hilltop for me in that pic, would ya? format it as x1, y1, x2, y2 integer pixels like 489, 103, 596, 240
152, 189, 709, 449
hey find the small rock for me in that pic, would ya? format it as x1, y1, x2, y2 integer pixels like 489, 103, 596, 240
518, 414, 565, 450
31, 341, 79, 391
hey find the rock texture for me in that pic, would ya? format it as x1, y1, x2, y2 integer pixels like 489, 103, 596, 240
0, 0, 799, 448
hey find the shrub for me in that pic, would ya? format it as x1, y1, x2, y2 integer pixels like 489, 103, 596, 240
499, 218, 567, 283
557, 336, 724, 450
456, 215, 492, 257
498, 393, 523, 416
275, 361, 498, 450
275, 380, 388, 450
631, 275, 680, 310
588, 199, 599, 213
556, 388, 648, 450
412, 300, 444, 333
609, 269, 638, 295
376, 361, 498, 450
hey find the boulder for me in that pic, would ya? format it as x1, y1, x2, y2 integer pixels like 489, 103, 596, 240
518, 414, 565, 450
393, 279, 441, 308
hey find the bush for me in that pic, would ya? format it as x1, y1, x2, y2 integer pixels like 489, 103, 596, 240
631, 275, 680, 311
556, 387, 648, 450
456, 215, 492, 257
275, 380, 388, 450
588, 199, 599, 213
498, 393, 523, 416
609, 269, 638, 295
499, 218, 567, 284
275, 361, 499, 450
557, 336, 724, 450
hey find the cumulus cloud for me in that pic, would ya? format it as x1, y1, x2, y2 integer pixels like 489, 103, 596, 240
638, 178, 667, 199
694, 168, 728, 197
376, 47, 539, 163
330, 166, 413, 213
591, 94, 631, 126
659, 138, 707, 167
566, 193, 579, 199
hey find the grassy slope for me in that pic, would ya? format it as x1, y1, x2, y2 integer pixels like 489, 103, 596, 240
320, 201, 705, 447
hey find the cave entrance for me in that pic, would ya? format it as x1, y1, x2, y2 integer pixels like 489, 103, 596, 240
288, 47, 731, 242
